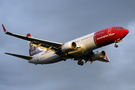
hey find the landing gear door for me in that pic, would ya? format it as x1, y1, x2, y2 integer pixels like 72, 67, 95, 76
108, 27, 113, 39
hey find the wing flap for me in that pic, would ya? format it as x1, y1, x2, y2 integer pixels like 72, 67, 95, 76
5, 53, 33, 60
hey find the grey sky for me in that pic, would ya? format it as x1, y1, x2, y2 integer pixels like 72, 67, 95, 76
0, 0, 135, 90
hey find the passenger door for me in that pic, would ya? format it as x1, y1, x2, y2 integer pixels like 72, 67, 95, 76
108, 27, 113, 39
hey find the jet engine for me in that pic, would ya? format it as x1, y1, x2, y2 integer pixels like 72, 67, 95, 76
90, 51, 106, 60
61, 42, 77, 52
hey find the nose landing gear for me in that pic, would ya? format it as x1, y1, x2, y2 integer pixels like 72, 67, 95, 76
114, 43, 118, 48
114, 38, 123, 48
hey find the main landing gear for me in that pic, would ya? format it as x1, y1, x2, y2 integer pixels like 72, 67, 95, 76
77, 60, 84, 66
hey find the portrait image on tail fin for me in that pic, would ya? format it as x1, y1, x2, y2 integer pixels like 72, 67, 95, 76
29, 41, 44, 56
29, 42, 37, 56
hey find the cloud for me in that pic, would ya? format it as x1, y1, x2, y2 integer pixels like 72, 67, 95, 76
0, 0, 135, 90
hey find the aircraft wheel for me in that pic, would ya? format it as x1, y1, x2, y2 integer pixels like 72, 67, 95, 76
77, 60, 84, 66
61, 57, 66, 61
81, 61, 84, 66
114, 44, 118, 48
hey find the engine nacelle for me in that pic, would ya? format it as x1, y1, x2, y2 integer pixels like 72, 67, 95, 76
91, 51, 106, 60
61, 42, 77, 52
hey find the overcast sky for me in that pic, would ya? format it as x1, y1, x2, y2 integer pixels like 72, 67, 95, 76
0, 0, 135, 90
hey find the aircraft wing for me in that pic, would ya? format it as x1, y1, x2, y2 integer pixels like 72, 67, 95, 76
2, 24, 63, 51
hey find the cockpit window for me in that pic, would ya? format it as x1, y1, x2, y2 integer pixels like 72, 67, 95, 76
116, 27, 123, 29
120, 27, 123, 29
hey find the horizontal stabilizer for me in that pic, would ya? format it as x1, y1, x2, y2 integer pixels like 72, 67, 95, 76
5, 52, 33, 60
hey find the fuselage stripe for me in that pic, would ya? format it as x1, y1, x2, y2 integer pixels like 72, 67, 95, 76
93, 33, 99, 47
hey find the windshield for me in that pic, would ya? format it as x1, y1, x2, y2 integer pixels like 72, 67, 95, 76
116, 27, 123, 29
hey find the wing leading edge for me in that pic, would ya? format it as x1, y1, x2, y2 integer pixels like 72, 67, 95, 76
2, 24, 63, 51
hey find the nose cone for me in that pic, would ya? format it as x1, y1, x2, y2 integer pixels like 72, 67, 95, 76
121, 29, 129, 38
123, 29, 129, 36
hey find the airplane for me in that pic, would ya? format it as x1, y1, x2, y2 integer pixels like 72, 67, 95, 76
2, 24, 129, 66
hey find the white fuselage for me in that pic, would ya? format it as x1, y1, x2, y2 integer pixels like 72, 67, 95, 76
29, 33, 98, 64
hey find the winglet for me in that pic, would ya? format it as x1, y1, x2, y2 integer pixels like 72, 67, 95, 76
2, 24, 7, 33
105, 55, 110, 62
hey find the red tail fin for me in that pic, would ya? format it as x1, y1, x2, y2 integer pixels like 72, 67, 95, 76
26, 33, 44, 56
27, 33, 32, 37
